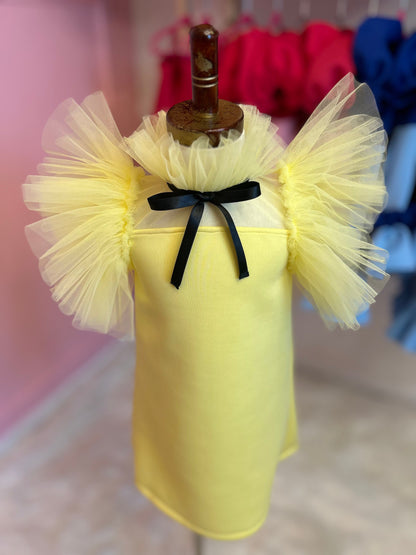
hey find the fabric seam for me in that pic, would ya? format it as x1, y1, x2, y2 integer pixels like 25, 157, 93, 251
132, 226, 289, 237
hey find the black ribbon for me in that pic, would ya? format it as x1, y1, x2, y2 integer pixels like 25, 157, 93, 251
148, 181, 261, 288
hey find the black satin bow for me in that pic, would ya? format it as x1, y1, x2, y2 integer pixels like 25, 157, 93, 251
147, 181, 261, 288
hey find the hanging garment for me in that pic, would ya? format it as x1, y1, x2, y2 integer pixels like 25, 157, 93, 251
354, 16, 402, 133
373, 202, 416, 352
23, 73, 388, 540
219, 27, 305, 117
390, 31, 416, 127
353, 16, 416, 134
301, 297, 372, 326
373, 224, 416, 273
354, 18, 416, 353
301, 21, 355, 114
154, 54, 191, 112
388, 274, 416, 352
384, 124, 416, 212
155, 19, 354, 119
152, 17, 193, 112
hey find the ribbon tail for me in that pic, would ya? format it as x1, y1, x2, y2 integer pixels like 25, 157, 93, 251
171, 202, 205, 289
216, 204, 249, 279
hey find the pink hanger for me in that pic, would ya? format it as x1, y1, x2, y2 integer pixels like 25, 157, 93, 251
150, 16, 193, 58
398, 0, 409, 21
268, 0, 284, 33
221, 1, 256, 44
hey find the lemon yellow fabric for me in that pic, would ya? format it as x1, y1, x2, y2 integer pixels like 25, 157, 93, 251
275, 76, 388, 329
131, 227, 297, 538
22, 93, 143, 340
23, 73, 388, 540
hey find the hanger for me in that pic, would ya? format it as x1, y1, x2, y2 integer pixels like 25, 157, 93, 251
398, 0, 409, 20
241, 0, 254, 15
150, 15, 193, 58
298, 0, 311, 26
336, 0, 348, 27
191, 0, 212, 26
222, 1, 256, 43
269, 0, 284, 32
368, 0, 380, 17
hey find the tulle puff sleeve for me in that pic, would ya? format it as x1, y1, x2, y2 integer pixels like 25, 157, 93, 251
23, 93, 144, 340
276, 73, 389, 329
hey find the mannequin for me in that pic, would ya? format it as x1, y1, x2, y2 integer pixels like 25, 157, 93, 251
168, 22, 231, 555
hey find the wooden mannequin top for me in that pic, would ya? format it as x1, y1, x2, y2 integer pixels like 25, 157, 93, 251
166, 24, 244, 147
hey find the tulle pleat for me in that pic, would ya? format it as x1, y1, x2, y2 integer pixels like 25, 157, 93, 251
23, 93, 142, 340
23, 73, 388, 337
124, 105, 285, 193
276, 73, 389, 329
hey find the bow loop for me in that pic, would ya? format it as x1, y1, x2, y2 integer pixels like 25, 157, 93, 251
148, 181, 261, 288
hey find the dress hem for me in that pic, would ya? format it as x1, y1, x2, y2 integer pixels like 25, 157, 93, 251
133, 442, 299, 541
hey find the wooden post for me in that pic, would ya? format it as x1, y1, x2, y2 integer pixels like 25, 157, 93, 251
166, 24, 244, 147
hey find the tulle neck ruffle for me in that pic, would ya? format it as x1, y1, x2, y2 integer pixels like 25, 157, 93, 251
124, 105, 285, 192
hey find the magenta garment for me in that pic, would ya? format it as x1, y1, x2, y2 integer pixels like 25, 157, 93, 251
153, 21, 355, 117
301, 22, 356, 113
154, 54, 191, 112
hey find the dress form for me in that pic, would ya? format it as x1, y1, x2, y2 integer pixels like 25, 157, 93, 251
167, 22, 244, 553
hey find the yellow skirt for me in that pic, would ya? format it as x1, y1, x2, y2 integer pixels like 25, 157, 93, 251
130, 227, 298, 540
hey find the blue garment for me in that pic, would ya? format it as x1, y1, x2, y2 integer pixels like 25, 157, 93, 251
354, 17, 402, 133
375, 204, 416, 229
394, 33, 416, 126
354, 18, 416, 352
373, 223, 416, 273
388, 275, 416, 353
300, 298, 371, 326
354, 18, 416, 132
384, 125, 416, 211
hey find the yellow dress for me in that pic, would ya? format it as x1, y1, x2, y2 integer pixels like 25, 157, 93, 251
23, 74, 388, 540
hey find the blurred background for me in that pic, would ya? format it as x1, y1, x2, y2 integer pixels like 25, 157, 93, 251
1, 0, 416, 553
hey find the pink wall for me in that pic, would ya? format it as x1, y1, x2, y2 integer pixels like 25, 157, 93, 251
0, 0, 136, 435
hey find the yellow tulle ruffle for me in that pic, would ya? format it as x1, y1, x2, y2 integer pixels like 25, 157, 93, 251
23, 92, 142, 340
124, 104, 285, 192
276, 73, 388, 328
23, 73, 388, 336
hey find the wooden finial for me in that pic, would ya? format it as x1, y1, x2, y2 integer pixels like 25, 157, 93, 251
166, 24, 244, 147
